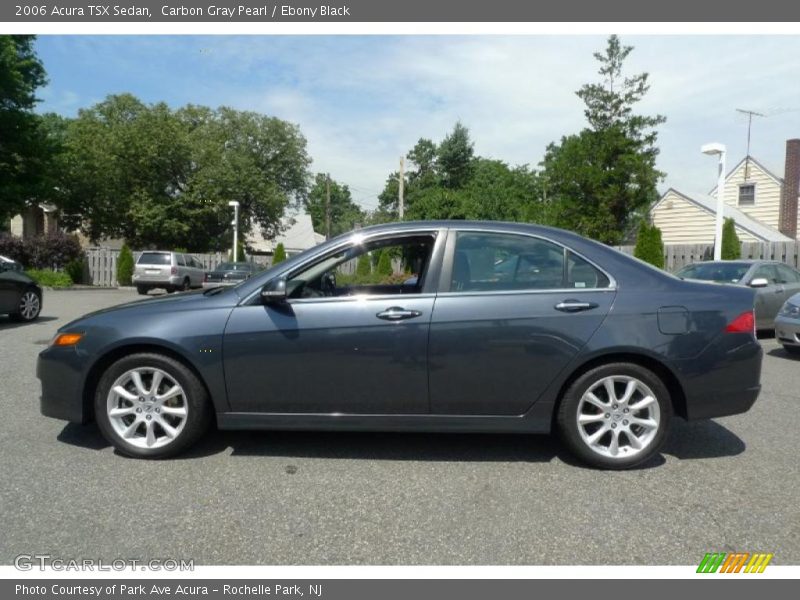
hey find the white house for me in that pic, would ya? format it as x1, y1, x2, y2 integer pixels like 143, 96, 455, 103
650, 139, 800, 244
246, 210, 325, 258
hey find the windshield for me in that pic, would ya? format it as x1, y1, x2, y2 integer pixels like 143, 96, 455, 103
677, 262, 751, 283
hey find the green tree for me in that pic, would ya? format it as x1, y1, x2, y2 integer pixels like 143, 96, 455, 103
633, 221, 664, 269
376, 250, 393, 277
356, 252, 371, 278
56, 95, 311, 251
437, 121, 474, 189
272, 242, 286, 265
0, 35, 50, 223
721, 218, 741, 260
541, 35, 666, 244
116, 244, 134, 286
304, 173, 364, 238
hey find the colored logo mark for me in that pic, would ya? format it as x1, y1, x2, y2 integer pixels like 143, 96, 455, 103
697, 552, 774, 573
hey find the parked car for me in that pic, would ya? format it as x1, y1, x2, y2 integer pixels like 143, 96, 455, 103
132, 251, 206, 295
202, 262, 258, 288
774, 292, 800, 354
0, 254, 24, 273
0, 267, 42, 322
38, 221, 762, 469
675, 260, 800, 329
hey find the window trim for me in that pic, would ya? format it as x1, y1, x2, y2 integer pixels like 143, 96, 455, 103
438, 228, 616, 295
738, 183, 756, 206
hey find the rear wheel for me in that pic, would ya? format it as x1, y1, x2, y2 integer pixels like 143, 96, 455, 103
181, 277, 190, 291
11, 289, 41, 322
557, 363, 671, 469
136, 285, 149, 296
94, 353, 211, 459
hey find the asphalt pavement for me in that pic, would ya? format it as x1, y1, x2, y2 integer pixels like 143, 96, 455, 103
0, 289, 797, 565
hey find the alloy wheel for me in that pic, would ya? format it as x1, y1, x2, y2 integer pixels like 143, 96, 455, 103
576, 375, 661, 459
106, 367, 188, 449
19, 291, 40, 320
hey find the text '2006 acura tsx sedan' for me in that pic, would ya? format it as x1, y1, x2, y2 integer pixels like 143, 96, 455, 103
37, 221, 762, 469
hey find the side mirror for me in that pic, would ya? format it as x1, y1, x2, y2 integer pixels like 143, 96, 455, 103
261, 277, 287, 303
749, 277, 769, 288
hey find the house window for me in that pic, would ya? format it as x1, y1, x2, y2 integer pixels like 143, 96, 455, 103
738, 184, 755, 206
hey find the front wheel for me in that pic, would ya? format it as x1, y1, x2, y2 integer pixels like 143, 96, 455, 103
556, 363, 672, 470
94, 353, 211, 459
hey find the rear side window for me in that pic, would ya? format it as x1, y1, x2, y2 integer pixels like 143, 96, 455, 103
176, 254, 186, 266
568, 251, 610, 289
137, 252, 171, 265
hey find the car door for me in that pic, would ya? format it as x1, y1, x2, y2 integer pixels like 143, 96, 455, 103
749, 264, 784, 326
0, 270, 20, 313
222, 229, 445, 414
774, 263, 800, 305
188, 256, 203, 287
428, 229, 616, 416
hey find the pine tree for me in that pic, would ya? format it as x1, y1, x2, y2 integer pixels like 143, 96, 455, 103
116, 244, 134, 286
272, 242, 286, 265
377, 250, 393, 277
633, 222, 664, 269
721, 218, 741, 260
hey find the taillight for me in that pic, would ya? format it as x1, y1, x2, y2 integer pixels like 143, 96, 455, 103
171, 266, 177, 275
725, 310, 755, 335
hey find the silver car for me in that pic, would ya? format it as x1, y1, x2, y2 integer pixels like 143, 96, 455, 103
676, 260, 800, 330
775, 293, 800, 354
132, 251, 206, 295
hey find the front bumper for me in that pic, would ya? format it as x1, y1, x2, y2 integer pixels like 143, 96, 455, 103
37, 346, 89, 424
775, 314, 800, 347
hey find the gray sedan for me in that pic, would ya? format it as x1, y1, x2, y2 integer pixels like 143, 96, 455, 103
676, 260, 800, 329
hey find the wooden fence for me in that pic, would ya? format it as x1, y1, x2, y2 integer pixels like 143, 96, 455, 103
617, 241, 800, 273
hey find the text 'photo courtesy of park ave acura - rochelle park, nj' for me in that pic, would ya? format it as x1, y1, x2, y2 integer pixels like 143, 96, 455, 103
1, 31, 799, 572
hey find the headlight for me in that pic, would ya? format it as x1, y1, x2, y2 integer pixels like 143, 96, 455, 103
779, 302, 800, 317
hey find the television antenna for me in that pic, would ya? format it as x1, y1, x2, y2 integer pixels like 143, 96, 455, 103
736, 108, 766, 180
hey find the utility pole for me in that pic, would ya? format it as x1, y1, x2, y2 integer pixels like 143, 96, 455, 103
325, 173, 331, 239
736, 108, 765, 180
398, 156, 405, 220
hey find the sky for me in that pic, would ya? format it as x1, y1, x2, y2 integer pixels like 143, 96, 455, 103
35, 35, 800, 210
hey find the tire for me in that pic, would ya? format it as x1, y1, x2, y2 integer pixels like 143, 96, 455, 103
181, 277, 190, 292
783, 344, 800, 355
556, 363, 672, 470
136, 285, 149, 296
11, 288, 41, 322
94, 353, 211, 459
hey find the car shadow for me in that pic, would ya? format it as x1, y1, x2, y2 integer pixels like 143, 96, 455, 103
56, 416, 745, 468
767, 346, 800, 360
0, 315, 58, 330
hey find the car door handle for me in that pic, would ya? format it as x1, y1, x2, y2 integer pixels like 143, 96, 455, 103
554, 300, 599, 313
376, 307, 422, 321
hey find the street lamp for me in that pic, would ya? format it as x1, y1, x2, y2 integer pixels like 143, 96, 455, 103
228, 201, 240, 262
701, 143, 727, 261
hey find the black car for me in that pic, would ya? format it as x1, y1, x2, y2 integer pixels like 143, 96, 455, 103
38, 221, 762, 469
202, 261, 258, 288
0, 264, 42, 322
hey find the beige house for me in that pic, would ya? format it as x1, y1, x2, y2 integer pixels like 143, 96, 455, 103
246, 210, 326, 259
7, 203, 60, 238
651, 139, 800, 244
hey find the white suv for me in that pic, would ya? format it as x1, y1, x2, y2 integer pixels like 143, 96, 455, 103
132, 251, 206, 295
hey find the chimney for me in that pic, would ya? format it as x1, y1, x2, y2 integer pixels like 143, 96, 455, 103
779, 139, 800, 239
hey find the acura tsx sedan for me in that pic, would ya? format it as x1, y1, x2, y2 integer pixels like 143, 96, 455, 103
38, 221, 762, 469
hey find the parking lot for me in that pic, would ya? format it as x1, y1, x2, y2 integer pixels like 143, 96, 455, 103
0, 288, 798, 565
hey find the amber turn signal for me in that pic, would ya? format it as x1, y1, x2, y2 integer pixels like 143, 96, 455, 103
52, 333, 83, 347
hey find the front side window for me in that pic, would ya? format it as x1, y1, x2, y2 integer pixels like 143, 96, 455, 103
450, 232, 609, 292
775, 264, 800, 284
739, 184, 755, 206
752, 265, 779, 284
286, 234, 436, 299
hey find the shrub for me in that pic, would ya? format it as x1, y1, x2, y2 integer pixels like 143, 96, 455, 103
633, 221, 664, 269
377, 250, 393, 276
721, 218, 741, 260
25, 232, 83, 270
356, 253, 371, 277
272, 242, 287, 265
26, 269, 73, 288
65, 258, 85, 285
0, 234, 27, 265
117, 244, 134, 286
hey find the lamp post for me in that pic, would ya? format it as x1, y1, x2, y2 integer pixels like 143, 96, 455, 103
228, 201, 240, 262
701, 143, 727, 261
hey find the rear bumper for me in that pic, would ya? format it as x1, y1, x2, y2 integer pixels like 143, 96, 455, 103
673, 333, 763, 421
37, 347, 89, 424
132, 274, 182, 286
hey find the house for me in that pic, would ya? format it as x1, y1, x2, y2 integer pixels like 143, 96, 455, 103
7, 203, 60, 238
650, 139, 800, 244
246, 210, 326, 259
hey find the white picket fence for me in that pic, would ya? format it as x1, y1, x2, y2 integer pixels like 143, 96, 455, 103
84, 248, 267, 287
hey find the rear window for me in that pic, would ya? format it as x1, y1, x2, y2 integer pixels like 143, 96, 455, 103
137, 252, 171, 265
